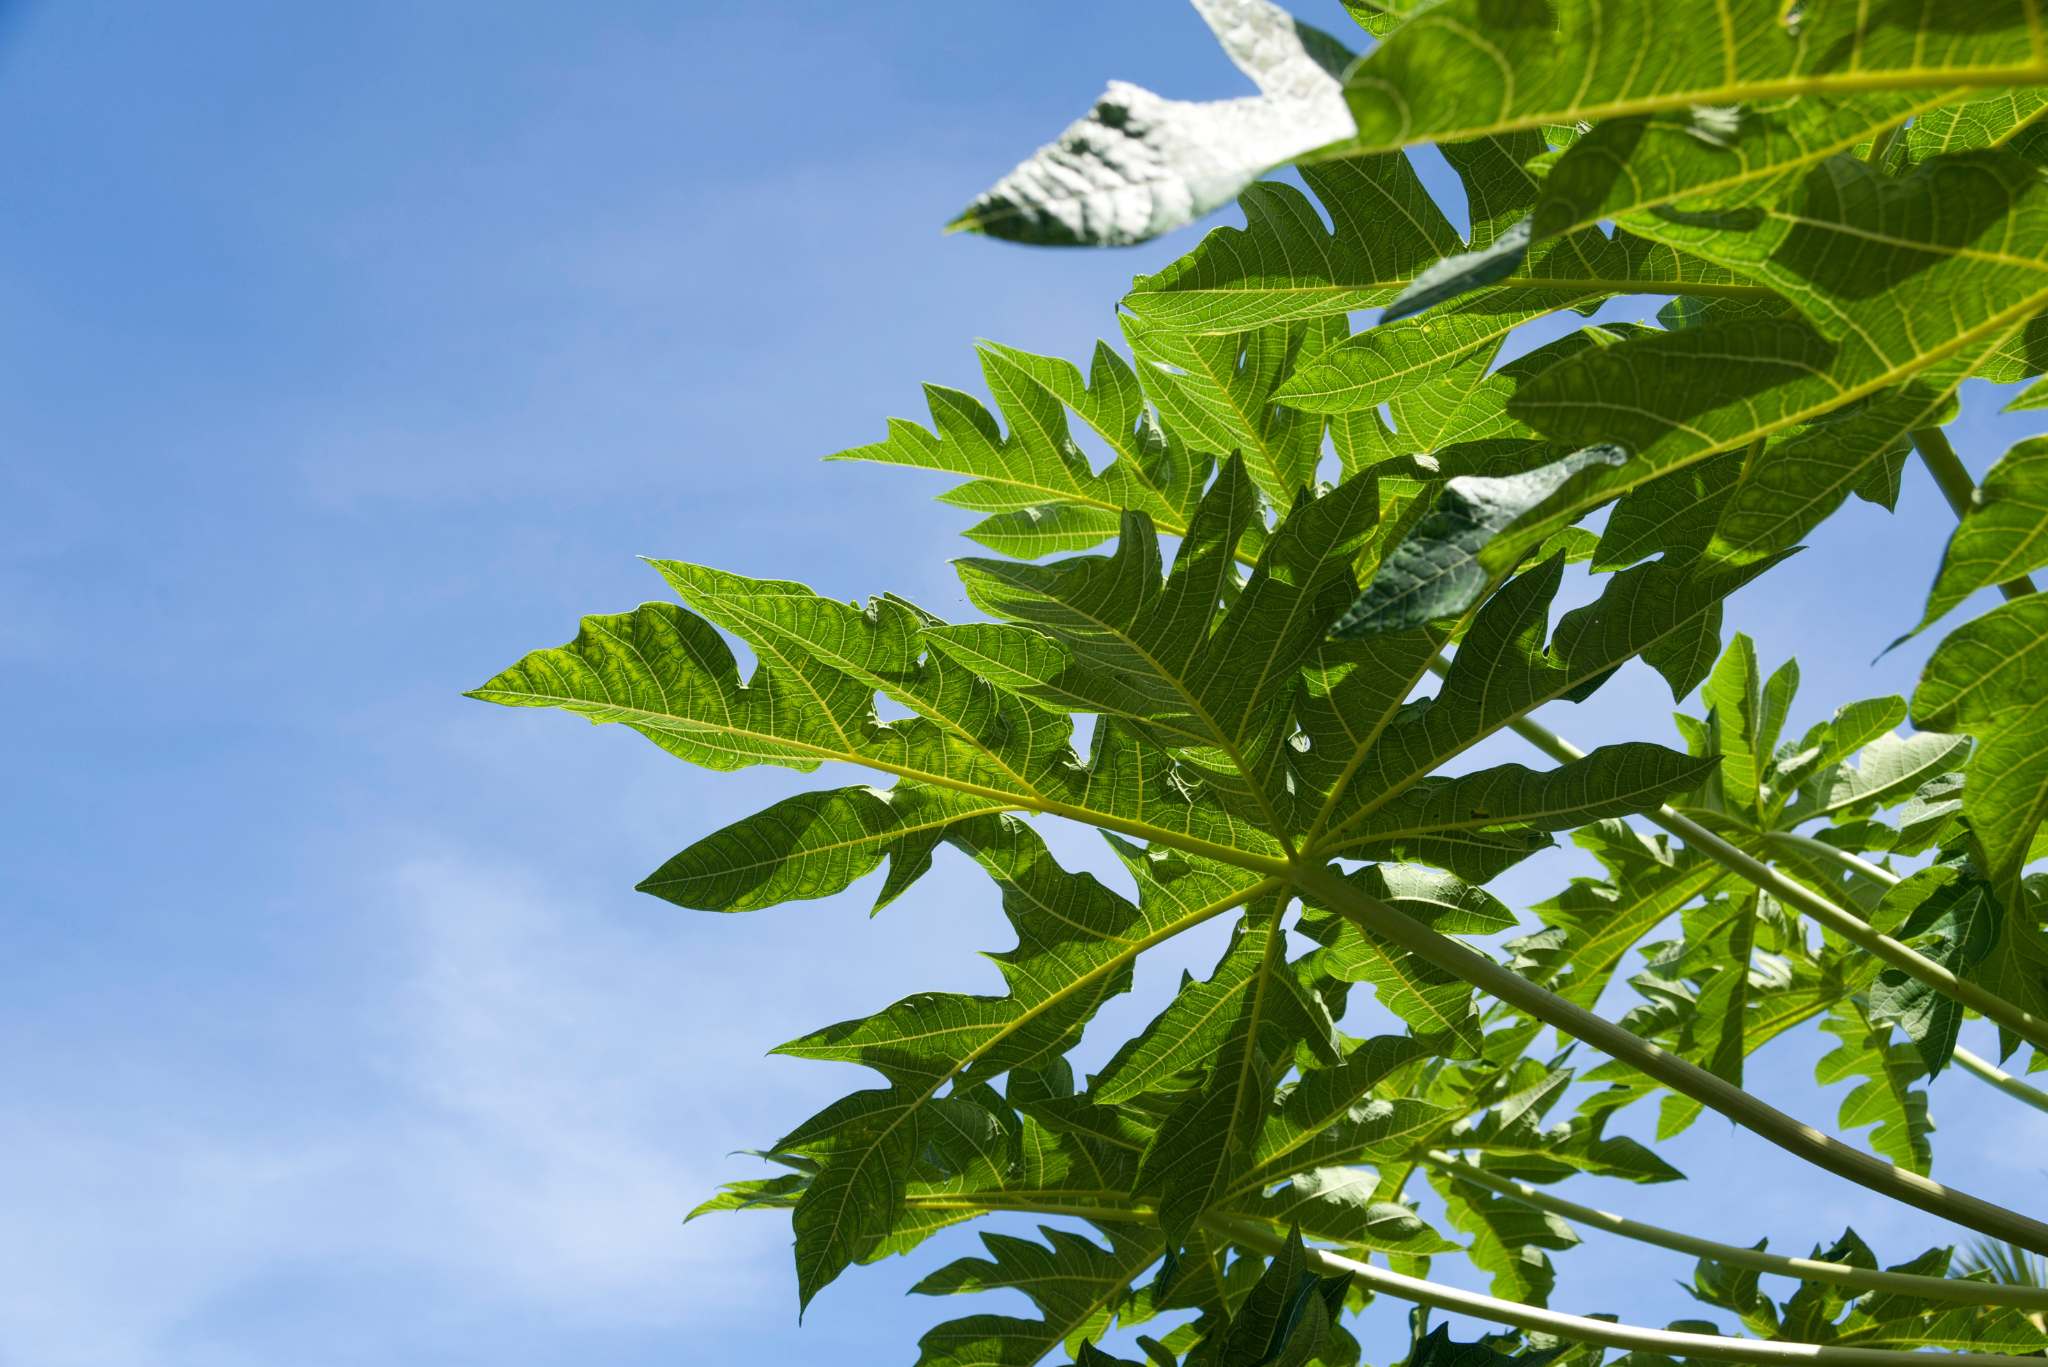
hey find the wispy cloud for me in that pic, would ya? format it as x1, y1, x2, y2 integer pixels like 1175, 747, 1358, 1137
0, 851, 815, 1366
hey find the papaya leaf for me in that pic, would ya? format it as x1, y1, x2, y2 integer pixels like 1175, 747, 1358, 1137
1496, 152, 2048, 565
1330, 445, 1626, 638
912, 1225, 1167, 1367
1341, 1, 2048, 156
1866, 862, 2000, 1076
1913, 595, 2048, 903
1816, 1000, 1934, 1177
479, 5, 2048, 1351
1913, 435, 2048, 634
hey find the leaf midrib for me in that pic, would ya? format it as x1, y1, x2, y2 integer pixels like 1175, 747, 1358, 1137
471, 684, 1293, 874
1338, 62, 2048, 159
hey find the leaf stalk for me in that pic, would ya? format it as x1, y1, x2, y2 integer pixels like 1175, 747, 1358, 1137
1211, 1215, 2046, 1367
1290, 863, 2048, 1255
1423, 1150, 2048, 1311
1421, 659, 2048, 1055
1952, 1045, 2048, 1118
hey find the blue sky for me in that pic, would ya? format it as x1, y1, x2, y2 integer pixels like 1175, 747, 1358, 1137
3, 3, 2044, 1364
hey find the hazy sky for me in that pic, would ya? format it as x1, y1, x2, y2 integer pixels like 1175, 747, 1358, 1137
4, 3, 2044, 1364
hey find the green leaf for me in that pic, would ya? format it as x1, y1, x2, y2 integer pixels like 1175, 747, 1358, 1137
1913, 594, 2048, 901
768, 822, 1266, 1306
1076, 1342, 1151, 1367
1123, 152, 1459, 331
472, 563, 1286, 866
1134, 901, 1305, 1246
1769, 695, 1912, 825
1532, 98, 1934, 246
1383, 219, 1535, 324
776, 1088, 1018, 1310
1094, 903, 1334, 1104
779, 822, 1267, 1093
639, 783, 1001, 913
957, 460, 1381, 826
1237, 1034, 1457, 1191
1592, 451, 1741, 572
1298, 868, 1514, 1051
1330, 445, 1626, 638
1914, 435, 2048, 633
1314, 743, 1717, 871
1404, 1317, 1566, 1367
1908, 87, 2048, 160
952, 0, 1355, 245
1866, 863, 1999, 1076
1240, 1167, 1460, 1257
1339, 1, 2048, 156
1427, 1165, 1577, 1306
1700, 634, 1768, 821
1443, 1066, 1685, 1184
912, 1225, 1166, 1367
1121, 315, 1336, 505
1316, 552, 1785, 857
1797, 730, 1973, 824
1673, 890, 1763, 1097
1500, 152, 2048, 558
1816, 999, 1933, 1176
829, 339, 1206, 559
685, 1172, 808, 1222
1524, 821, 1731, 1008
1202, 1225, 1350, 1367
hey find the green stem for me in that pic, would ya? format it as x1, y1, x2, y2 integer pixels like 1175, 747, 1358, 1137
1912, 427, 2042, 599
1424, 1150, 2048, 1311
1210, 1215, 2041, 1367
1763, 831, 1901, 889
1435, 662, 2048, 1055
1291, 863, 2048, 1255
1488, 683, 2048, 1117
1953, 1045, 2048, 1117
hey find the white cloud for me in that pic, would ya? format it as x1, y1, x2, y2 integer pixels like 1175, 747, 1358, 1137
0, 851, 830, 1366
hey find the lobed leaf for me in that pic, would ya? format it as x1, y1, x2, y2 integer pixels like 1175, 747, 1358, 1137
1913, 594, 2048, 902
1914, 435, 2048, 634
1340, 1, 2048, 156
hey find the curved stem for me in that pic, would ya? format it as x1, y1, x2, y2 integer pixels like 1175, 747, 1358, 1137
1772, 837, 2048, 1115
1423, 1151, 2048, 1311
1291, 863, 2048, 1255
1211, 1216, 2042, 1367
1954, 1045, 2048, 1117
1763, 831, 1900, 890
1651, 807, 2048, 1049
1473, 675, 2048, 1120
1435, 664, 2048, 1056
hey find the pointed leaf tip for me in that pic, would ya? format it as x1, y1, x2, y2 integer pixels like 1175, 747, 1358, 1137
1383, 218, 1534, 323
1331, 444, 1626, 638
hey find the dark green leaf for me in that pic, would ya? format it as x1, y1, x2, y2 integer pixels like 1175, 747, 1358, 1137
1330, 446, 1626, 638
1914, 435, 2048, 633
1913, 594, 2048, 901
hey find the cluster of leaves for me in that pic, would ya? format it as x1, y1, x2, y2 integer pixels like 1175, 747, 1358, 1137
1679, 1228, 2048, 1357
1520, 643, 1994, 1175
476, 0, 2048, 1362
